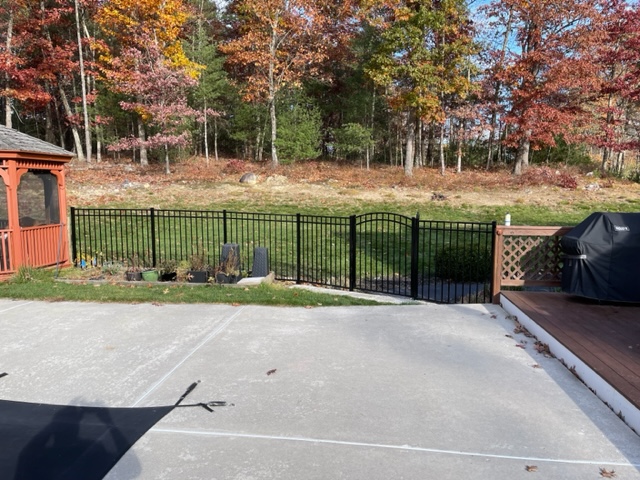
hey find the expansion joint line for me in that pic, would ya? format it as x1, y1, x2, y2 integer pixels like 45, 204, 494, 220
131, 306, 247, 407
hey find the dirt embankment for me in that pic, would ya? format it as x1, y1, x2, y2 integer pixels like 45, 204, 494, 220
65, 158, 640, 212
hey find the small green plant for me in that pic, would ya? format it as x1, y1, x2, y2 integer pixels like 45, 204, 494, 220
102, 261, 124, 276
434, 245, 492, 283
12, 265, 39, 283
176, 260, 191, 282
215, 247, 240, 276
126, 254, 143, 273
157, 259, 177, 276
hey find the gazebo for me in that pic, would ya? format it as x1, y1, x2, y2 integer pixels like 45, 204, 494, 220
0, 125, 74, 278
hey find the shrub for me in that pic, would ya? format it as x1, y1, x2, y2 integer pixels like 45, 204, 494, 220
434, 245, 492, 282
224, 159, 246, 174
519, 166, 578, 189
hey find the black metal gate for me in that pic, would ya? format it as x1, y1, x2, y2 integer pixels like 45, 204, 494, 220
350, 213, 496, 304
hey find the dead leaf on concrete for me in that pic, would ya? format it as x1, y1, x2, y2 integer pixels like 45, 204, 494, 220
514, 321, 534, 337
599, 467, 616, 478
534, 341, 551, 356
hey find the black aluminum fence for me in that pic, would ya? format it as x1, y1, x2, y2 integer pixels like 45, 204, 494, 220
70, 207, 496, 304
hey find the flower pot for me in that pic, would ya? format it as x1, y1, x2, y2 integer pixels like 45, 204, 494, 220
141, 270, 159, 282
215, 272, 243, 284
187, 270, 209, 283
125, 271, 142, 281
160, 272, 177, 282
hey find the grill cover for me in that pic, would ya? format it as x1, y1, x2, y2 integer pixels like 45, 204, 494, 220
560, 212, 640, 302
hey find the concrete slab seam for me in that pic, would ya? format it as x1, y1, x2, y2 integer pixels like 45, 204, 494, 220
0, 301, 33, 314
131, 306, 248, 407
151, 428, 640, 468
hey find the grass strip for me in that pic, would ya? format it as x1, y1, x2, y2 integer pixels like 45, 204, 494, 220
0, 268, 388, 307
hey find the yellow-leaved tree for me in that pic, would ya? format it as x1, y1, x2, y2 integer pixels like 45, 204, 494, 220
96, 0, 202, 165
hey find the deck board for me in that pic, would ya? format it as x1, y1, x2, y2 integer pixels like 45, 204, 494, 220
501, 291, 640, 410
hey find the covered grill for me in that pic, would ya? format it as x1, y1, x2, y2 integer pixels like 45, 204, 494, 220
560, 212, 640, 302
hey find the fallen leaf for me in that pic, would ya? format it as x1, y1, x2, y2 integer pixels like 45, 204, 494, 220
600, 468, 616, 478
266, 369, 277, 376
525, 465, 538, 472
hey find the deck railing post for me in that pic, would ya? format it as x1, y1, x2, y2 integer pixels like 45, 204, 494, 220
489, 220, 497, 303
491, 225, 503, 304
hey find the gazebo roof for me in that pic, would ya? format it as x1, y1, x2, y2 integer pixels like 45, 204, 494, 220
0, 125, 74, 158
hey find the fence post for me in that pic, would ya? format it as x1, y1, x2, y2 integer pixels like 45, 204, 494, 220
349, 215, 356, 291
70, 207, 77, 266
491, 222, 502, 304
223, 209, 228, 244
149, 208, 156, 267
410, 213, 420, 299
296, 213, 301, 284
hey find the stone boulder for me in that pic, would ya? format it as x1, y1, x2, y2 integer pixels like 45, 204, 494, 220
239, 172, 257, 185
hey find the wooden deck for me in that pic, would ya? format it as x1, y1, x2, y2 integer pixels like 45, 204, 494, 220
501, 291, 640, 416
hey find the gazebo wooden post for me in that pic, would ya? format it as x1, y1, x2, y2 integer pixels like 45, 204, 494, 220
4, 160, 23, 267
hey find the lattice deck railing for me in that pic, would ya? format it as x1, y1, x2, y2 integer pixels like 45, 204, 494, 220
491, 226, 573, 303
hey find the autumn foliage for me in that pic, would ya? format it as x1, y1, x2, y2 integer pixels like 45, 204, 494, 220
2, 0, 640, 179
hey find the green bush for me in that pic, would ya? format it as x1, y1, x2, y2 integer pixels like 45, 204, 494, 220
275, 90, 322, 163
434, 245, 492, 282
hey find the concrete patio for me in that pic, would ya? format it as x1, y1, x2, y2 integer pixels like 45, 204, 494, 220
1, 299, 639, 479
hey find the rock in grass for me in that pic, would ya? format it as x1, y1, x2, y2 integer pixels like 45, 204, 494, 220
239, 172, 257, 185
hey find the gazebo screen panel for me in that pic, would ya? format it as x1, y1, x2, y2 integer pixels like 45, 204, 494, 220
17, 171, 60, 227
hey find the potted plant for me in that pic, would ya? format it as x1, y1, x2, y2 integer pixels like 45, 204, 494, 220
158, 259, 177, 282
141, 268, 159, 282
214, 244, 243, 284
125, 255, 143, 281
187, 249, 210, 283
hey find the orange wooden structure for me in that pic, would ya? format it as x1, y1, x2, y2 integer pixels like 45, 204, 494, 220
0, 125, 74, 278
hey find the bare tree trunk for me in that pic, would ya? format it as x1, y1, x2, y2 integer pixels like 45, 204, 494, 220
439, 123, 446, 176
213, 115, 219, 162
404, 110, 415, 177
268, 26, 278, 167
487, 8, 513, 170
74, 0, 91, 162
203, 100, 209, 166
456, 119, 463, 173
58, 84, 85, 161
415, 119, 423, 167
514, 130, 531, 175
138, 119, 148, 166
4, 9, 13, 128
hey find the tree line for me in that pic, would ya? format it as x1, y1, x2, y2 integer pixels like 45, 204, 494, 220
2, 0, 639, 177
